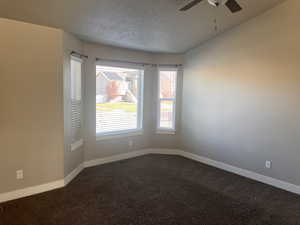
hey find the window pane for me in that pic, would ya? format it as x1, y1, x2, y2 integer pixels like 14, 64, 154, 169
159, 100, 174, 129
71, 59, 82, 101
159, 70, 177, 98
96, 65, 142, 134
158, 69, 177, 131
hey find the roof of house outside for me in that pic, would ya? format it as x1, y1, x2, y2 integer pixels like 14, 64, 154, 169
100, 71, 124, 81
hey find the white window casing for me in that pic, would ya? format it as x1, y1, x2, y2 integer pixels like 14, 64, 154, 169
157, 67, 178, 133
96, 61, 144, 138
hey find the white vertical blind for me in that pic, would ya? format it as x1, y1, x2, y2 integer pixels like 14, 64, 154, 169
70, 56, 83, 147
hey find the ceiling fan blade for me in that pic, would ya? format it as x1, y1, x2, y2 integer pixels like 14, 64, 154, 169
180, 0, 204, 11
225, 0, 242, 13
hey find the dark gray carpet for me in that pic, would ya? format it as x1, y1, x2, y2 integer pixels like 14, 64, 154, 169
1, 154, 300, 225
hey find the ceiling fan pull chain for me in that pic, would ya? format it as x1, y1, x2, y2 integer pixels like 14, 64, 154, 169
214, 4, 219, 33
214, 18, 218, 32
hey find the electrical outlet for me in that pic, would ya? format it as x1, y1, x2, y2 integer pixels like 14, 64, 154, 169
265, 161, 272, 169
129, 140, 133, 148
16, 170, 23, 179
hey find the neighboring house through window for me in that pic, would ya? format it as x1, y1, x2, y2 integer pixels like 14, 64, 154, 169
96, 63, 144, 137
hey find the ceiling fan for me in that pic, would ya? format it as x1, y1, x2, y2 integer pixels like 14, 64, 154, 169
179, 0, 242, 13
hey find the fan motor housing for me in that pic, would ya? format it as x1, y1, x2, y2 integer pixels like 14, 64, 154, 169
208, 0, 228, 7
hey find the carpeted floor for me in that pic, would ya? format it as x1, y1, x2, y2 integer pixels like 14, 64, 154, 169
1, 154, 300, 225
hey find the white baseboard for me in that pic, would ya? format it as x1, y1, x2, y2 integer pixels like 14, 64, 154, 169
180, 151, 300, 195
83, 148, 182, 168
64, 163, 84, 186
0, 163, 84, 203
84, 149, 151, 168
0, 180, 64, 203
148, 148, 183, 155
1, 148, 299, 203
84, 148, 300, 194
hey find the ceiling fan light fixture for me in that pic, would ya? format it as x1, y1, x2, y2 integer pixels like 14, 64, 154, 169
207, 0, 228, 7
179, 0, 241, 13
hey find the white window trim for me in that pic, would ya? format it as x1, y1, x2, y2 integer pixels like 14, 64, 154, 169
71, 55, 83, 63
95, 61, 144, 140
157, 67, 178, 133
156, 130, 176, 135
71, 139, 84, 151
96, 129, 143, 141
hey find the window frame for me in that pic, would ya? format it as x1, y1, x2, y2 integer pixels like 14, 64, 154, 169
95, 61, 144, 139
157, 67, 178, 133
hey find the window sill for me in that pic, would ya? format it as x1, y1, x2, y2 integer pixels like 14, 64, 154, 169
71, 139, 84, 151
156, 130, 176, 135
96, 130, 144, 141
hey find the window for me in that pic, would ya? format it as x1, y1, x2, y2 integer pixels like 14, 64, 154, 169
70, 56, 83, 150
157, 68, 177, 132
96, 64, 144, 136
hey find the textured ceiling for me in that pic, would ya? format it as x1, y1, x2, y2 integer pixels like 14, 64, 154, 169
0, 0, 285, 53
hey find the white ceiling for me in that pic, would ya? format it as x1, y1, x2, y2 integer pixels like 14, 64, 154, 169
0, 0, 285, 53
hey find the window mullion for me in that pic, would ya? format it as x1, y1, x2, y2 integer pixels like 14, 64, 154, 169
159, 97, 175, 101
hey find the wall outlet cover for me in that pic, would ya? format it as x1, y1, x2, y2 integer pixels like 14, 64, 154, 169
16, 170, 23, 179
265, 161, 272, 169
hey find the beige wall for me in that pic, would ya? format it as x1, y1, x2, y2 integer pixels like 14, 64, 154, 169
182, 0, 300, 185
83, 43, 183, 161
0, 18, 65, 193
0, 18, 183, 195
2, 0, 299, 196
